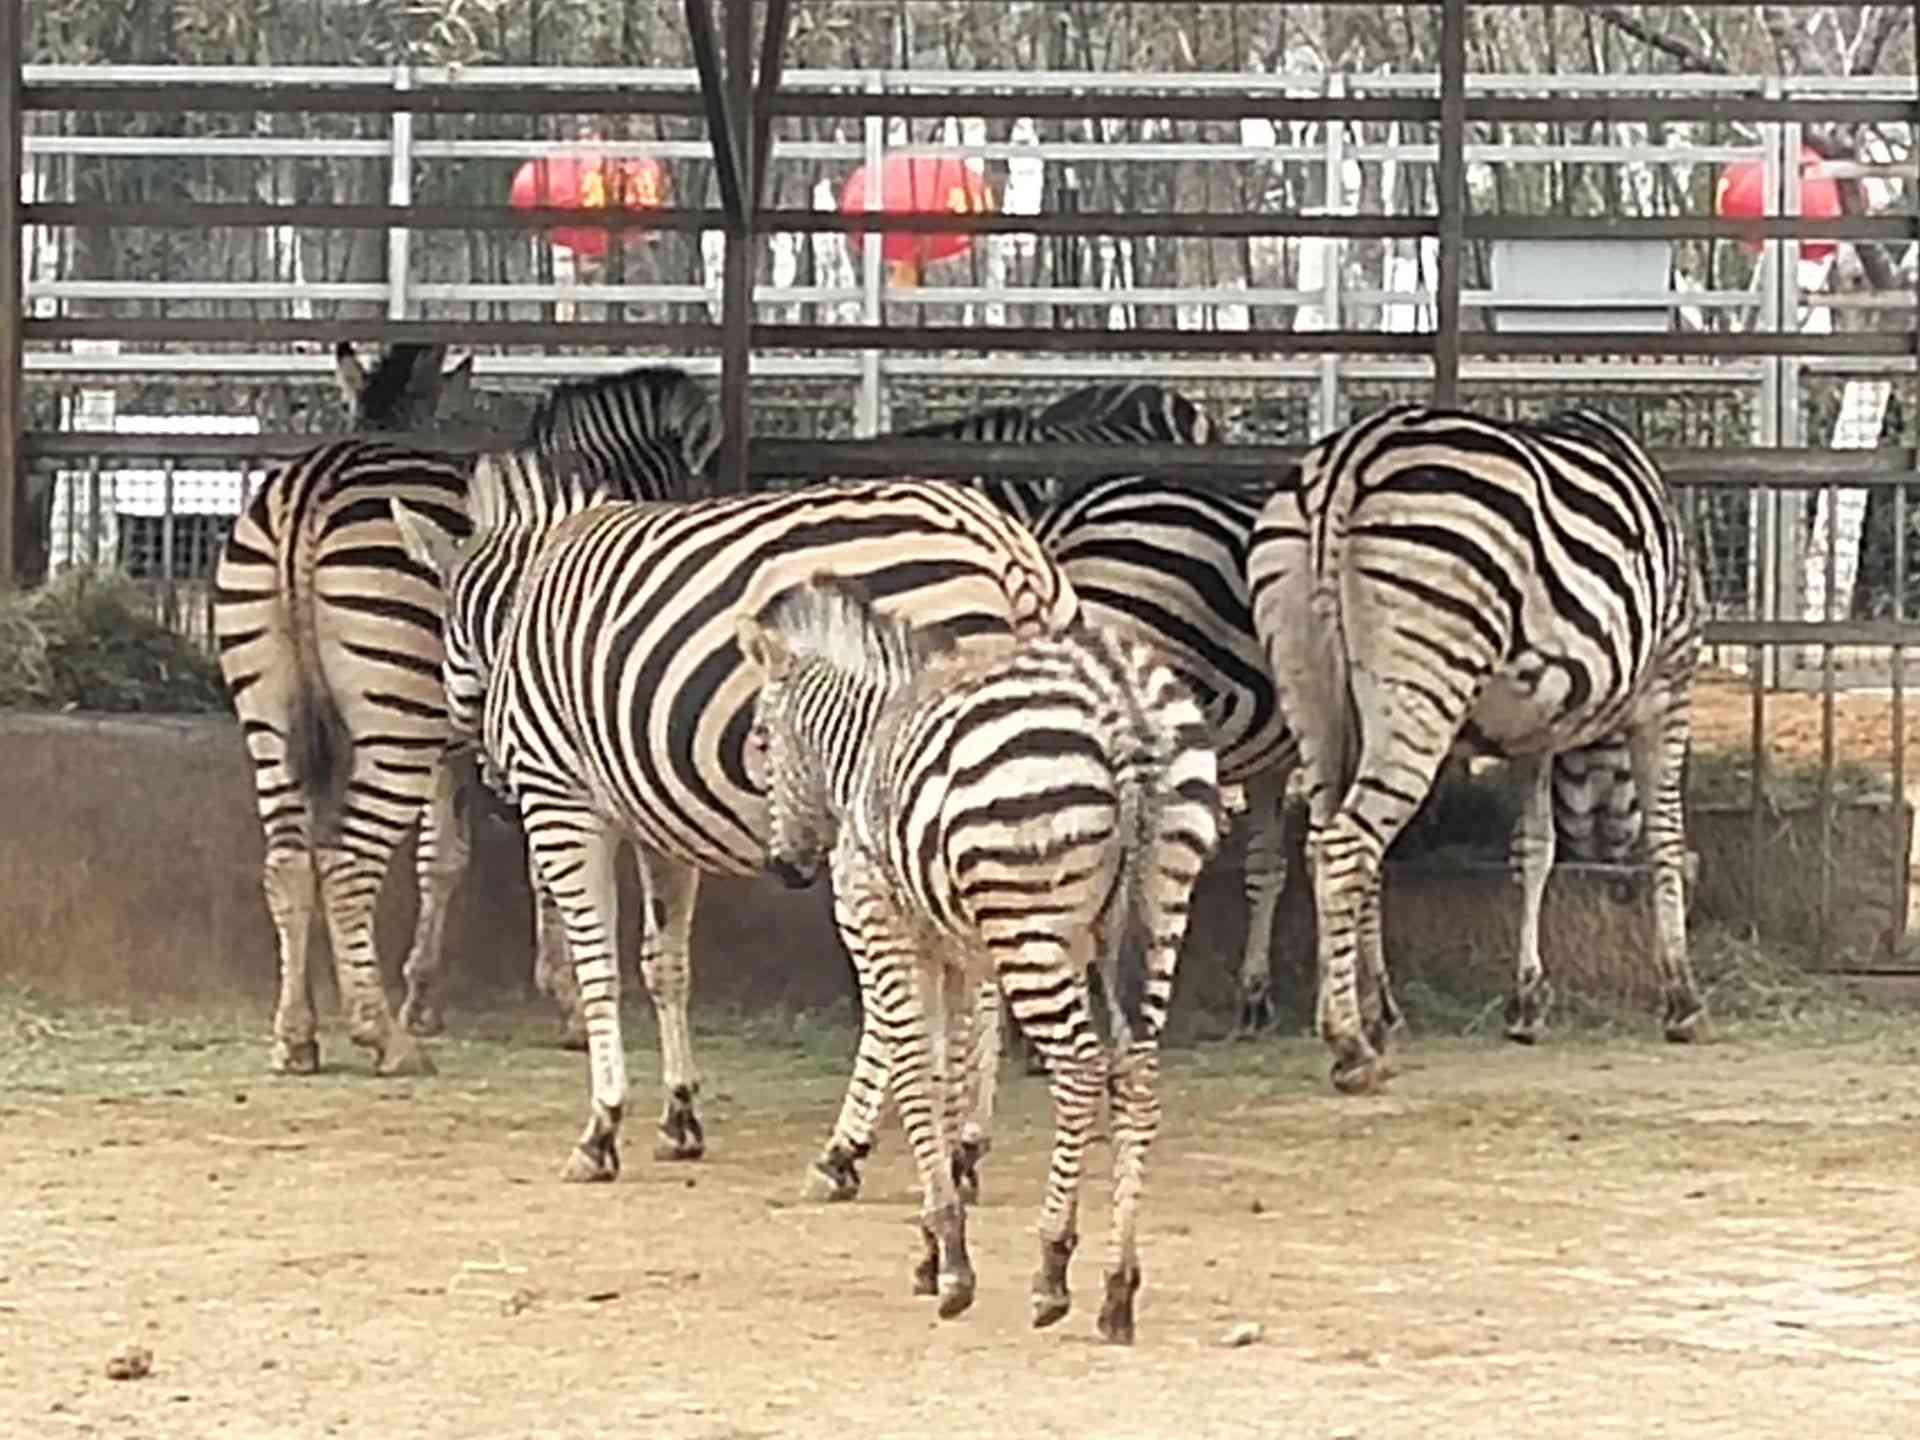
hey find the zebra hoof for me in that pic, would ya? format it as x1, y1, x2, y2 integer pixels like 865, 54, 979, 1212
375, 1042, 435, 1079
398, 999, 444, 1038
557, 1020, 589, 1053
560, 1141, 620, 1184
1328, 1051, 1387, 1096
1030, 1291, 1071, 1329
270, 1039, 320, 1075
1663, 1007, 1706, 1044
1096, 1266, 1140, 1345
801, 1154, 862, 1204
653, 1104, 705, 1162
937, 1273, 976, 1320
1235, 988, 1275, 1037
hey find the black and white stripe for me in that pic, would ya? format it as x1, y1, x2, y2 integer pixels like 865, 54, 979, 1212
213, 342, 475, 1078
1247, 404, 1704, 1093
392, 418, 1081, 1179
214, 353, 718, 1077
737, 574, 1220, 1341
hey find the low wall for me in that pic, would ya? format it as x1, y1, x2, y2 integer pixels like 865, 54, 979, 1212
0, 712, 1845, 1033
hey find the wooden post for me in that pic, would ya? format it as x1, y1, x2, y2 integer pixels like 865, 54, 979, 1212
718, 0, 755, 491
0, 0, 24, 587
1433, 0, 1466, 408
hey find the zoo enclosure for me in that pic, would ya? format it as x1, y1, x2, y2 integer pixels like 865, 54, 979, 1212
2, 0, 1919, 961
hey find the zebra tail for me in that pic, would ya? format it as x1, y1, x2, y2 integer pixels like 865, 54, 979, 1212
1302, 484, 1364, 806
285, 510, 353, 846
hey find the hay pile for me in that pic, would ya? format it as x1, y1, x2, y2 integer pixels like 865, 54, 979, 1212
0, 572, 228, 714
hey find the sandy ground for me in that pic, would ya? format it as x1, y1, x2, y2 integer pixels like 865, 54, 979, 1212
1692, 666, 1918, 771
6, 1007, 1920, 1440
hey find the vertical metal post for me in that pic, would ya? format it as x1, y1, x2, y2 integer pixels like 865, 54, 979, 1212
0, 0, 24, 588
160, 458, 177, 629
856, 72, 885, 437
717, 0, 755, 491
1432, 0, 1467, 407
85, 453, 100, 567
1318, 74, 1346, 435
388, 63, 414, 321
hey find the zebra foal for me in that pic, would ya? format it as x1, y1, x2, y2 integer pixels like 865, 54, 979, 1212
1248, 404, 1705, 1093
393, 421, 1081, 1178
737, 575, 1221, 1341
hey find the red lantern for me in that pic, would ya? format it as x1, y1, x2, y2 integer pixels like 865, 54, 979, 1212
509, 146, 668, 259
1715, 145, 1842, 262
839, 156, 996, 285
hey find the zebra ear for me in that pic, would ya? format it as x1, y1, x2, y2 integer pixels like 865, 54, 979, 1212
333, 342, 367, 407
735, 614, 793, 679
438, 353, 476, 410
390, 500, 460, 583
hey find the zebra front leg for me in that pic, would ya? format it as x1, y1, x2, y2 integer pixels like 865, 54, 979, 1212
803, 886, 889, 1202
1234, 769, 1289, 1035
951, 978, 1001, 1204
399, 756, 472, 1039
531, 869, 586, 1050
634, 849, 706, 1161
525, 807, 629, 1181
315, 845, 433, 1077
1628, 686, 1706, 1042
1503, 754, 1558, 1043
263, 845, 321, 1074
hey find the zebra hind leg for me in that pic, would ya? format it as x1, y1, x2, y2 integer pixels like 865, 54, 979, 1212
263, 846, 321, 1074
315, 845, 433, 1077
1502, 754, 1558, 1044
530, 874, 586, 1051
398, 756, 471, 1038
1627, 688, 1706, 1043
1233, 771, 1289, 1035
950, 977, 1001, 1204
634, 850, 707, 1161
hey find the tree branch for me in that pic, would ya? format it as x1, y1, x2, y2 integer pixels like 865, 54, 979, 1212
1578, 5, 1730, 74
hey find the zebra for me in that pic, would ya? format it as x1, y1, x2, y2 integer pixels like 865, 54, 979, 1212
1246, 403, 1705, 1094
212, 349, 715, 1079
896, 383, 1647, 1031
213, 342, 476, 1077
735, 572, 1221, 1341
390, 438, 1081, 1179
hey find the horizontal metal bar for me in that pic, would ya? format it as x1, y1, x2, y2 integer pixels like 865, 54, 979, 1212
24, 84, 710, 116
27, 318, 722, 347
1703, 621, 1920, 646
22, 352, 863, 379
21, 201, 1436, 239
20, 133, 1772, 167
1466, 216, 1917, 244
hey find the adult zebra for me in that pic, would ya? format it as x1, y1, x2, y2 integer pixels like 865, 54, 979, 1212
213, 348, 714, 1079
1247, 404, 1705, 1095
736, 574, 1220, 1339
894, 383, 1646, 1030
391, 432, 1080, 1179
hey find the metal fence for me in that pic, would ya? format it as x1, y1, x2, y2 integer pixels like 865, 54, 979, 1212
2, 13, 1919, 963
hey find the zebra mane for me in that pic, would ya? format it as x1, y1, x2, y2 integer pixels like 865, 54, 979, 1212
754, 572, 953, 684
350, 342, 447, 427
467, 446, 605, 534
524, 364, 722, 492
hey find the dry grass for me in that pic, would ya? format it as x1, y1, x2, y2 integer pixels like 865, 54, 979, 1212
0, 570, 227, 714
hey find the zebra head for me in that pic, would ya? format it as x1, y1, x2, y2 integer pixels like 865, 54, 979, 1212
735, 571, 953, 888
334, 341, 474, 434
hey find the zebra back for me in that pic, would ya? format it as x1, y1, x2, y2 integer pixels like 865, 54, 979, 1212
522, 365, 721, 499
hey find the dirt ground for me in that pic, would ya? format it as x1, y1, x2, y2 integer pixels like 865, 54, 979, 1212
1692, 666, 1918, 770
6, 1004, 1920, 1440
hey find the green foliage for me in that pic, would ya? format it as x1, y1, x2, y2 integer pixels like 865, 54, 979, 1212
0, 571, 230, 714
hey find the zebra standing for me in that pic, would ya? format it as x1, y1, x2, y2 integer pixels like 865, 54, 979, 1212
898, 383, 1647, 1031
736, 574, 1220, 1341
391, 430, 1080, 1178
213, 351, 716, 1078
1247, 404, 1705, 1094
214, 342, 475, 1076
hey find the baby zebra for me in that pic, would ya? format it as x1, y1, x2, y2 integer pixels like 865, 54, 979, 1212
736, 575, 1221, 1343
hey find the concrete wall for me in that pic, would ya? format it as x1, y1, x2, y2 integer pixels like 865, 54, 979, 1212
0, 712, 1720, 1030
